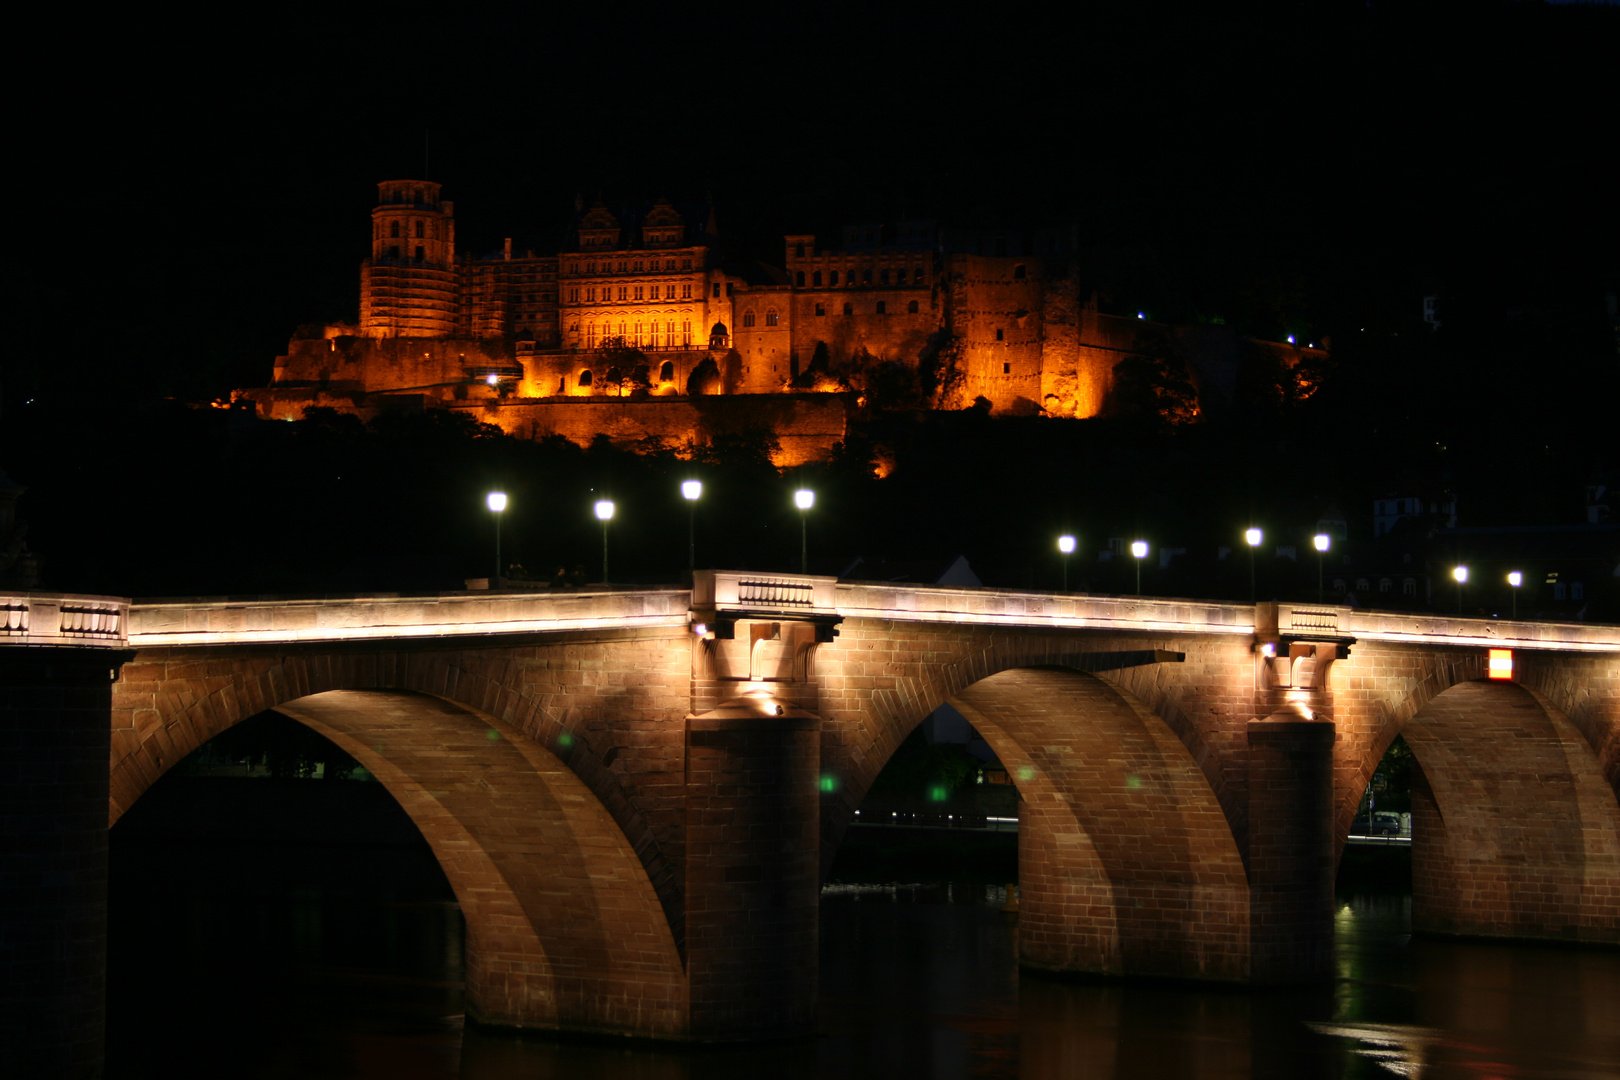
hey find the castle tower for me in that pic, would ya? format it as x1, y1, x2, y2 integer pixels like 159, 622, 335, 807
360, 180, 460, 337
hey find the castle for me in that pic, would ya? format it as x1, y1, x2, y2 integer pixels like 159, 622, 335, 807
240, 181, 1321, 463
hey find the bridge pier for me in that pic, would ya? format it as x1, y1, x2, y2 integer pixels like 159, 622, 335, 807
685, 696, 821, 1040
2, 645, 131, 1079
1247, 710, 1337, 983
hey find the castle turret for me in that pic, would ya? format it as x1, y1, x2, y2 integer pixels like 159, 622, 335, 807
360, 180, 460, 337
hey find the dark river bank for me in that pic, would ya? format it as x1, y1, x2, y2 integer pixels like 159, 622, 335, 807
107, 784, 1620, 1079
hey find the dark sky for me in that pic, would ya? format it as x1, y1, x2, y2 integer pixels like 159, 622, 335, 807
15, 2, 1618, 405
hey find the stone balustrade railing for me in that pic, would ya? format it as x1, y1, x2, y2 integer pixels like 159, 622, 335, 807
0, 593, 131, 647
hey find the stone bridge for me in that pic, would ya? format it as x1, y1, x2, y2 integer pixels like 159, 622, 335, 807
4, 574, 1618, 1069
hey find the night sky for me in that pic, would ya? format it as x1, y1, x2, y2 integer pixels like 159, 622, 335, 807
17, 3, 1615, 406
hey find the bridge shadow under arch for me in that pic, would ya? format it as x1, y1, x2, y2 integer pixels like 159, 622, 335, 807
826, 666, 1250, 981
1347, 678, 1620, 945
116, 689, 688, 1037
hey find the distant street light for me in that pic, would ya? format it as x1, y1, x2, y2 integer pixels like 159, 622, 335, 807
1453, 564, 1468, 614
795, 489, 815, 574
594, 499, 615, 583
1507, 570, 1522, 618
681, 480, 703, 580
1313, 533, 1331, 603
1245, 527, 1263, 602
486, 491, 507, 586
1130, 540, 1148, 596
1057, 534, 1076, 591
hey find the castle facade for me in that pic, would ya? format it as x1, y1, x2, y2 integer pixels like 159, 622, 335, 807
244, 181, 1320, 461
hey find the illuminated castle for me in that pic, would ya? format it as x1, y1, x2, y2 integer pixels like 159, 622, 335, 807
244, 181, 1322, 460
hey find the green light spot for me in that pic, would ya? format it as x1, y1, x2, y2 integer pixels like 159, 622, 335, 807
1016, 766, 1035, 783
819, 774, 838, 793
1126, 775, 1142, 790
486, 728, 501, 742
928, 784, 949, 802
557, 731, 574, 749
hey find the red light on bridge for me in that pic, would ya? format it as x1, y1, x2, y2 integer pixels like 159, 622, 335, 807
1487, 649, 1513, 680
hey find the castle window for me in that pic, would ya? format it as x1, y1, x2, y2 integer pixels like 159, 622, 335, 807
414, 245, 424, 262
570, 263, 579, 274
726, 283, 734, 297
634, 286, 644, 300
1379, 578, 1392, 593
683, 321, 692, 345
766, 310, 779, 326
995, 328, 1004, 341
683, 284, 692, 298
713, 283, 721, 298
388, 245, 400, 260
586, 261, 595, 273
908, 300, 919, 313
1356, 579, 1370, 592
661, 361, 674, 381
390, 221, 400, 238
795, 243, 805, 257
579, 370, 593, 387
618, 286, 628, 300
569, 288, 579, 302
1013, 264, 1026, 279
913, 267, 924, 283
813, 271, 822, 286
843, 302, 853, 315
633, 261, 643, 272
1571, 582, 1585, 601
416, 220, 425, 238
1403, 579, 1417, 597
795, 271, 805, 287
651, 285, 661, 300
683, 258, 693, 270
618, 261, 627, 272
815, 303, 825, 316
667, 319, 675, 344
875, 301, 887, 315
586, 288, 595, 302
862, 269, 872, 284
829, 271, 839, 286
743, 311, 756, 327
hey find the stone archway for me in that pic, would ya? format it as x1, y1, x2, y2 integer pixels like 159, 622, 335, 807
119, 689, 688, 1036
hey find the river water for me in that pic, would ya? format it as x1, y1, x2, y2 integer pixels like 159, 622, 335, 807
107, 839, 1620, 1079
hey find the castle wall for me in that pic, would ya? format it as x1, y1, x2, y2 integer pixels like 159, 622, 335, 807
462, 394, 852, 467
947, 255, 1046, 413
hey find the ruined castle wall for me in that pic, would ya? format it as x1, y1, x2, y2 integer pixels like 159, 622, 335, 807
360, 262, 460, 338
788, 290, 937, 371
948, 255, 1045, 413
464, 394, 851, 466
731, 291, 795, 393
272, 336, 515, 393
520, 349, 711, 399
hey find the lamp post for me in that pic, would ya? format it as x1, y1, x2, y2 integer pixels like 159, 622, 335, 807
794, 489, 815, 574
1130, 540, 1148, 596
594, 499, 615, 584
1057, 534, 1076, 591
681, 479, 702, 580
1453, 565, 1467, 614
1244, 527, 1262, 602
486, 491, 507, 586
1313, 533, 1330, 603
1507, 570, 1522, 618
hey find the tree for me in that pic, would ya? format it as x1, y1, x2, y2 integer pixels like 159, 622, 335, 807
1107, 344, 1199, 427
595, 337, 651, 397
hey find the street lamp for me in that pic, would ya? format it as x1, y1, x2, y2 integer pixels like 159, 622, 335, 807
1452, 564, 1468, 614
1244, 527, 1263, 602
681, 480, 702, 580
1313, 534, 1330, 603
794, 489, 815, 574
1130, 540, 1148, 596
1057, 534, 1076, 591
486, 491, 507, 586
1507, 570, 1522, 618
594, 499, 615, 583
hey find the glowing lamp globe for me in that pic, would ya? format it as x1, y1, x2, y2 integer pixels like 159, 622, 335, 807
1057, 535, 1076, 555
794, 489, 815, 511
1245, 528, 1262, 547
1453, 565, 1468, 584
1507, 571, 1522, 588
1313, 534, 1330, 553
486, 492, 507, 513
594, 499, 615, 522
681, 480, 703, 501
1130, 541, 1148, 559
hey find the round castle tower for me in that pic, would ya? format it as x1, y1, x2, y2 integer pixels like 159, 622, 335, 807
360, 180, 459, 337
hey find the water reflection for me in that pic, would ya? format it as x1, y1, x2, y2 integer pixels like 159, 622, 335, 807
107, 845, 1620, 1079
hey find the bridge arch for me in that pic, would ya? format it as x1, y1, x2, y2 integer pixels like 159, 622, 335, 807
109, 639, 685, 938
1345, 676, 1620, 945
826, 664, 1250, 981
114, 688, 688, 1035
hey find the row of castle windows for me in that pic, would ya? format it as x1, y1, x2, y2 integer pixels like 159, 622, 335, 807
382, 220, 429, 239
382, 245, 428, 263
809, 300, 922, 316
567, 283, 695, 303
571, 258, 696, 275
793, 267, 927, 288
581, 321, 694, 349
740, 311, 780, 327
